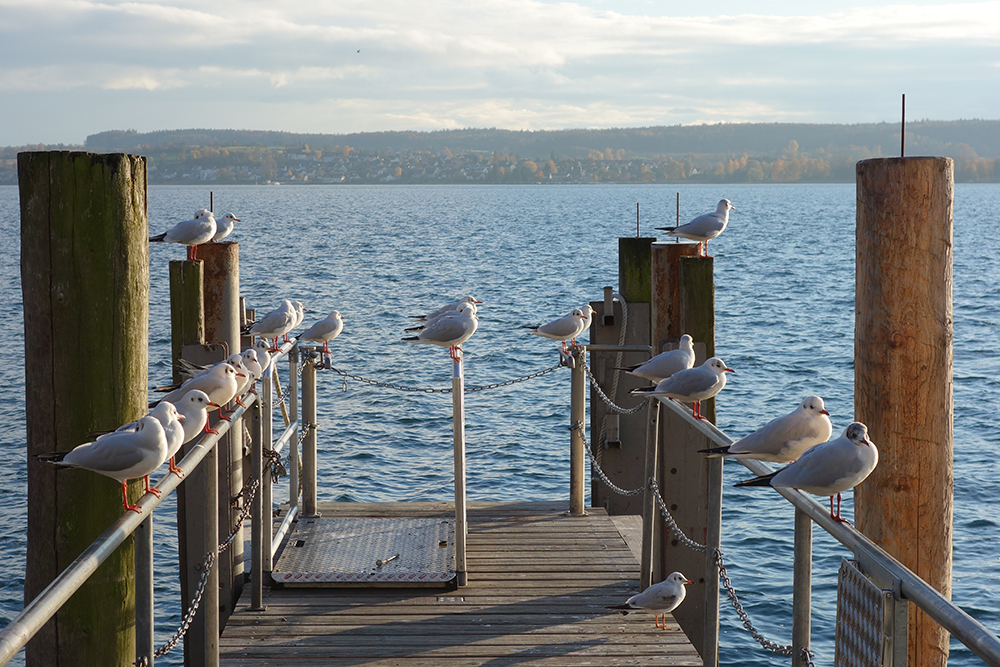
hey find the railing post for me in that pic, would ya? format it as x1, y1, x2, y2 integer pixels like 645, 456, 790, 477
452, 355, 468, 586
249, 397, 265, 611
641, 400, 660, 589
793, 508, 813, 666
135, 515, 154, 667
569, 345, 587, 516
261, 371, 275, 573
289, 347, 300, 508
301, 353, 319, 518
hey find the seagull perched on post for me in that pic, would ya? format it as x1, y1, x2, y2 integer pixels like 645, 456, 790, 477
656, 199, 734, 257
211, 212, 241, 241
150, 210, 217, 260
605, 572, 692, 629
300, 310, 345, 353
524, 306, 591, 353
403, 302, 478, 360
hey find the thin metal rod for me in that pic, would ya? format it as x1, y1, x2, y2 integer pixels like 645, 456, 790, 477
704, 455, 722, 667
640, 400, 660, 589
289, 346, 300, 509
636, 202, 640, 237
452, 353, 468, 586
301, 355, 319, 518
793, 508, 813, 666
655, 395, 1000, 666
261, 373, 275, 572
569, 346, 586, 515
135, 514, 154, 667
0, 397, 253, 664
270, 505, 299, 562
249, 398, 265, 611
901, 93, 906, 158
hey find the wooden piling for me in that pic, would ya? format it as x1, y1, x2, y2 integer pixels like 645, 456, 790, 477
618, 237, 654, 303
169, 261, 205, 385
199, 241, 245, 624
19, 151, 148, 667
855, 156, 954, 667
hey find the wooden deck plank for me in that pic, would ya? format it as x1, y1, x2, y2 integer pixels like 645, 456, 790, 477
225, 501, 702, 666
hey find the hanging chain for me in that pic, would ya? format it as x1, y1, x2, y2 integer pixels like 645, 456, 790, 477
582, 360, 650, 414
327, 364, 562, 394
648, 477, 709, 553
570, 421, 644, 496
715, 548, 796, 656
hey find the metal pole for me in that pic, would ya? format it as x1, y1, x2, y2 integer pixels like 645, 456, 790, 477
704, 456, 722, 667
452, 353, 468, 586
289, 346, 300, 507
793, 508, 813, 666
261, 371, 275, 573
249, 398, 265, 611
640, 400, 660, 589
302, 355, 319, 518
569, 346, 586, 516
135, 515, 154, 667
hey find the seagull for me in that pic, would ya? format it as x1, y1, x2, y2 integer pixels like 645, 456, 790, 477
405, 302, 477, 332
656, 199, 734, 257
631, 357, 734, 419
36, 415, 168, 514
241, 348, 263, 388
403, 302, 478, 360
170, 389, 220, 474
299, 310, 345, 353
211, 212, 241, 242
252, 339, 273, 374
410, 295, 481, 321
605, 572, 692, 629
113, 402, 187, 478
158, 362, 243, 424
700, 395, 833, 463
288, 300, 307, 340
734, 422, 878, 524
244, 300, 297, 349
150, 210, 217, 260
524, 307, 588, 352
619, 334, 696, 383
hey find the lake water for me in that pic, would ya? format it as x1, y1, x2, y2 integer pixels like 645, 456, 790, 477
0, 181, 997, 666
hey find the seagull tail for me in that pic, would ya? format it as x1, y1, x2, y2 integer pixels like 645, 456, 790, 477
615, 364, 641, 373
604, 604, 635, 614
521, 325, 540, 331
149, 232, 167, 243
699, 445, 732, 458
240, 323, 254, 335
402, 336, 420, 342
630, 386, 658, 395
404, 325, 425, 332
655, 226, 677, 233
35, 452, 71, 466
734, 471, 778, 488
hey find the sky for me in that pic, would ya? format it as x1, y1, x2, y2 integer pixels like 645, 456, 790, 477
1, 0, 999, 146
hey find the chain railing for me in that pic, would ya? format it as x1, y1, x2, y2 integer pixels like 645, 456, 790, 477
327, 363, 563, 394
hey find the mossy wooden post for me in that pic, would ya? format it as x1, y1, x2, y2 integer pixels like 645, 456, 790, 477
650, 242, 717, 666
200, 241, 244, 624
19, 151, 147, 667
856, 157, 954, 667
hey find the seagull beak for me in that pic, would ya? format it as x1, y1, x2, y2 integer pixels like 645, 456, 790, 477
177, 414, 186, 420
820, 409, 830, 415
236, 372, 246, 377
208, 402, 221, 409
724, 367, 735, 373
684, 579, 693, 585
233, 217, 241, 222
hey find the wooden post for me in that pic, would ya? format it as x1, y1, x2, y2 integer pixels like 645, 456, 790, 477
19, 151, 148, 667
569, 346, 587, 516
199, 241, 244, 623
169, 262, 205, 385
618, 237, 654, 303
855, 157, 954, 667
650, 242, 717, 664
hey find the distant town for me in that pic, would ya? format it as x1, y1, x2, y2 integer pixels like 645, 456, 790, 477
2, 121, 998, 185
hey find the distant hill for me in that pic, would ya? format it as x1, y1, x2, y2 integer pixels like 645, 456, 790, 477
84, 120, 1000, 160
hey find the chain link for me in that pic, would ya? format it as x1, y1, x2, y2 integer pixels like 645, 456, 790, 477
715, 548, 796, 656
648, 477, 709, 553
582, 360, 650, 414
570, 421, 644, 496
327, 364, 562, 394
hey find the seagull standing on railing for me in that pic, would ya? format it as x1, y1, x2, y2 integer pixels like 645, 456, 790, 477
524, 307, 589, 353
244, 300, 297, 350
619, 334, 696, 382
157, 362, 244, 425
656, 199, 734, 257
241, 348, 263, 390
701, 395, 833, 463
631, 357, 734, 419
149, 210, 217, 261
251, 340, 273, 374
734, 422, 878, 524
36, 415, 169, 514
403, 301, 479, 360
300, 310, 345, 353
170, 390, 220, 474
605, 571, 692, 629
211, 212, 241, 241
410, 295, 481, 321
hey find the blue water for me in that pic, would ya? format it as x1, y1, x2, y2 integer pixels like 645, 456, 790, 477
1, 182, 997, 665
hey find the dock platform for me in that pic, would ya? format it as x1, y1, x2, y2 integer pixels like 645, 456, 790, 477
221, 500, 702, 666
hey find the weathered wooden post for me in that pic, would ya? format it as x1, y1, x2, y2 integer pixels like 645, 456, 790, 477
200, 241, 244, 623
569, 345, 587, 516
20, 151, 148, 666
650, 242, 718, 665
855, 156, 954, 667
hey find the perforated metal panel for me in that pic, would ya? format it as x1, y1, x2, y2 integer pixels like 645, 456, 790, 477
272, 517, 456, 587
836, 558, 896, 667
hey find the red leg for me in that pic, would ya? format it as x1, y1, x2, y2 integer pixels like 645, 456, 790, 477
218, 406, 232, 422
121, 481, 142, 514
235, 395, 246, 408
168, 456, 185, 478
203, 415, 220, 435
830, 493, 851, 524
143, 474, 162, 498
322, 341, 331, 353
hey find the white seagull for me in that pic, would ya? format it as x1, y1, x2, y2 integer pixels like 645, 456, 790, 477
150, 210, 217, 260
524, 307, 589, 352
701, 395, 833, 463
114, 401, 187, 478
158, 362, 244, 426
405, 302, 477, 332
619, 334, 696, 383
631, 357, 734, 419
403, 302, 479, 360
252, 340, 273, 374
410, 295, 481, 321
605, 572, 692, 629
211, 212, 241, 242
245, 300, 297, 349
735, 422, 878, 524
241, 348, 263, 387
300, 310, 345, 353
656, 199, 734, 257
171, 389, 220, 473
36, 415, 169, 514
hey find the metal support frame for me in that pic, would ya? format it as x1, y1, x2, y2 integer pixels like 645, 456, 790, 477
569, 345, 587, 515
135, 515, 154, 666
793, 508, 813, 665
452, 354, 468, 586
249, 397, 265, 611
302, 354, 319, 518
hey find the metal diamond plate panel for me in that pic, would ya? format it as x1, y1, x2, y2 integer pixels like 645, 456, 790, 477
272, 517, 456, 587
836, 558, 887, 667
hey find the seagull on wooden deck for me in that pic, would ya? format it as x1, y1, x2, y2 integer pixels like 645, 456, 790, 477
700, 395, 832, 463
36, 415, 169, 514
605, 572, 692, 629
656, 199, 734, 257
630, 357, 734, 419
300, 310, 345, 353
734, 422, 878, 524
619, 334, 696, 383
150, 210, 217, 260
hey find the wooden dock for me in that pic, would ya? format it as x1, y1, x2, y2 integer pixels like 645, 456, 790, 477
221, 501, 702, 666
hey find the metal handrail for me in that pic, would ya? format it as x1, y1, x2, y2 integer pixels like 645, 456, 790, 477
654, 395, 1000, 667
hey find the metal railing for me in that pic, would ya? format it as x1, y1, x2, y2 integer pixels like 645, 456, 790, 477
0, 340, 303, 666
